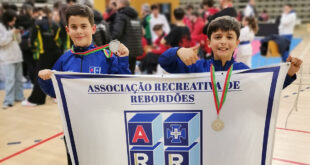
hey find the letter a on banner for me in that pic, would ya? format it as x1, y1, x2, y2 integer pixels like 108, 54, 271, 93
132, 125, 150, 143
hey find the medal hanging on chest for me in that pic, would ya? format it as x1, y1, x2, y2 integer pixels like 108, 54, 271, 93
210, 64, 233, 131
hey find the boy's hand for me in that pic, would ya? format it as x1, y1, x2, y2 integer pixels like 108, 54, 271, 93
177, 45, 200, 66
38, 69, 53, 80
287, 56, 303, 77
116, 43, 129, 57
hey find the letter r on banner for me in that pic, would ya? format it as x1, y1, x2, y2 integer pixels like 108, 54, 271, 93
134, 153, 149, 165
169, 154, 184, 165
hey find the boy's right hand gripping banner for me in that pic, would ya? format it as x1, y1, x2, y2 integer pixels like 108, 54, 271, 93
52, 63, 289, 165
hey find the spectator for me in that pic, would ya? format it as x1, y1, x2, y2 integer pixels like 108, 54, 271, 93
243, 0, 257, 17
203, 0, 237, 34
202, 0, 219, 23
278, 3, 296, 62
105, 0, 117, 33
15, 4, 36, 83
139, 24, 168, 74
259, 10, 269, 22
163, 7, 192, 48
150, 4, 170, 43
141, 3, 152, 45
22, 7, 62, 106
66, 0, 76, 6
236, 16, 258, 67
104, 0, 117, 21
0, 9, 24, 109
190, 11, 205, 44
183, 4, 194, 29
111, 0, 143, 74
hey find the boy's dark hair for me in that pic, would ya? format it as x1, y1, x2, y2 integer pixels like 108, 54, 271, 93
67, 0, 77, 4
186, 4, 194, 10
65, 4, 94, 26
174, 7, 185, 20
2, 9, 17, 29
207, 16, 241, 39
202, 0, 215, 7
153, 24, 163, 31
285, 3, 292, 8
151, 4, 159, 10
191, 11, 200, 17
1, 2, 10, 10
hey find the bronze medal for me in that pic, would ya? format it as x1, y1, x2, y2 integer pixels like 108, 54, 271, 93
210, 64, 233, 132
212, 118, 224, 131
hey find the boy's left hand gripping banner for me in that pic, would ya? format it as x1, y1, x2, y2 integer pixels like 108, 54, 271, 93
52, 64, 289, 165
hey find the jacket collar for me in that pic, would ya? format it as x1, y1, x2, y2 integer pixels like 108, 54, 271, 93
73, 43, 96, 53
211, 57, 235, 71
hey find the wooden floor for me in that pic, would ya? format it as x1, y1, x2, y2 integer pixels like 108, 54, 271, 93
1, 25, 310, 165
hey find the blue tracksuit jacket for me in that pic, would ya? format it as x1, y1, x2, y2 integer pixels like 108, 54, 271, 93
159, 47, 296, 88
38, 44, 131, 98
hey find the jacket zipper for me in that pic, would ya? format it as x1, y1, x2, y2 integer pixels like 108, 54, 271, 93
80, 56, 83, 72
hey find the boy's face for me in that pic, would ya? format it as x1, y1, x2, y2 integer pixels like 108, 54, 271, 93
66, 16, 96, 47
207, 29, 240, 61
154, 29, 163, 37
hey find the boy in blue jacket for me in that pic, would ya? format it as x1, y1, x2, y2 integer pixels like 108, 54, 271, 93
37, 4, 131, 165
159, 16, 302, 88
38, 4, 131, 98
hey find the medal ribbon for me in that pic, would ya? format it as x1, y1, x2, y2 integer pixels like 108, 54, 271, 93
210, 64, 233, 115
70, 44, 112, 58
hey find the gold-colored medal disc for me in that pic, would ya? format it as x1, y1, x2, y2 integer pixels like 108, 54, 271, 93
212, 118, 224, 131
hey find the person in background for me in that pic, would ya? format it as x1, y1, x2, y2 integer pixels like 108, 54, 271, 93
52, 1, 63, 23
66, 0, 76, 6
203, 0, 237, 34
243, 0, 257, 17
150, 4, 170, 43
103, 0, 117, 21
202, 0, 219, 23
139, 24, 168, 74
141, 3, 152, 45
15, 4, 36, 84
111, 0, 143, 74
22, 7, 62, 106
278, 3, 296, 62
259, 10, 269, 22
0, 9, 24, 109
162, 7, 192, 48
236, 16, 258, 67
183, 4, 194, 29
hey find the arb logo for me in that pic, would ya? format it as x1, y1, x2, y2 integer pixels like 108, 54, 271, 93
125, 111, 202, 165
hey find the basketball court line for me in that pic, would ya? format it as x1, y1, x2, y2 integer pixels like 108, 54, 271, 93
273, 158, 310, 165
0, 132, 64, 163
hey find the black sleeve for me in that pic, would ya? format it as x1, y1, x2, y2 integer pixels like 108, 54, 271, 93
111, 14, 126, 40
165, 27, 177, 45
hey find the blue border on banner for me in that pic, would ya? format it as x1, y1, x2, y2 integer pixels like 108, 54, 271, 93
239, 66, 280, 165
55, 66, 280, 165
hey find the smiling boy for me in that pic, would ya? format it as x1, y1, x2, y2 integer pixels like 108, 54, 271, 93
38, 4, 131, 98
158, 16, 302, 88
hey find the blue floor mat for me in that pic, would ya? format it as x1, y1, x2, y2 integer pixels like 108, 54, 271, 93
252, 38, 302, 68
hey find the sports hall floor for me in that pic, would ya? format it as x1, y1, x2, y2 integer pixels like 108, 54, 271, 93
0, 25, 310, 165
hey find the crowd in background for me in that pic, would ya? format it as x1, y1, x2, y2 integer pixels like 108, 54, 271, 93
0, 0, 297, 108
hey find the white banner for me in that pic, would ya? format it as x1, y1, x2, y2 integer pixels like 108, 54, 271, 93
52, 64, 289, 165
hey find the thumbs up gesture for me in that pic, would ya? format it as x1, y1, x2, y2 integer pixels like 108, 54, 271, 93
176, 45, 200, 66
